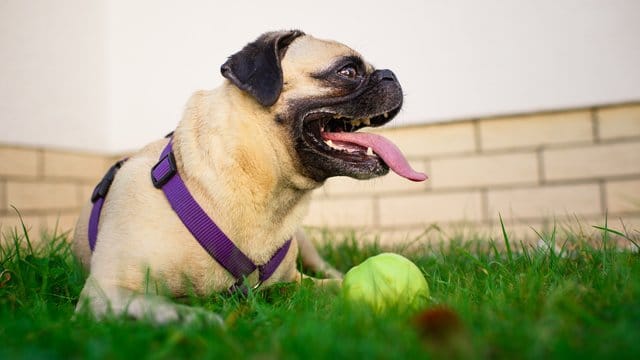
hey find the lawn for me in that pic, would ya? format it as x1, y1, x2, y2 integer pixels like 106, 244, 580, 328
0, 221, 639, 359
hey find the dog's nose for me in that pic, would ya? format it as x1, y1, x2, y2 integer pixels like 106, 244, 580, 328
372, 69, 398, 82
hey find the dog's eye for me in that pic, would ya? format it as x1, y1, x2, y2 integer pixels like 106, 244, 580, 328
338, 65, 358, 79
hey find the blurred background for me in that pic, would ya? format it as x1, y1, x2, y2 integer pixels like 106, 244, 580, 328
1, 0, 639, 245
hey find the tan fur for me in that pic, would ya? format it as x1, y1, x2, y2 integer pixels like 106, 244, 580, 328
74, 34, 363, 323
280, 36, 366, 98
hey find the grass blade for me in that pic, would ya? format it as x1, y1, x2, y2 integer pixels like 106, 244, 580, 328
498, 213, 513, 262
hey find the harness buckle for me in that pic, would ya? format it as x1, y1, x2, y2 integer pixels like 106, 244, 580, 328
151, 151, 177, 188
91, 159, 126, 203
228, 278, 263, 297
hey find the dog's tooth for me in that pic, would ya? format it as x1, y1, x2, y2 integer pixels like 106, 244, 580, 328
366, 147, 374, 156
351, 119, 361, 127
383, 112, 389, 118
362, 118, 371, 126
325, 140, 334, 147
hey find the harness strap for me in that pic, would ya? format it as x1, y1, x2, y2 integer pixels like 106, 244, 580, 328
88, 159, 127, 251
87, 136, 292, 294
151, 140, 292, 290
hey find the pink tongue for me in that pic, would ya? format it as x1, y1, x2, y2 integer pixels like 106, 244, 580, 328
322, 132, 428, 182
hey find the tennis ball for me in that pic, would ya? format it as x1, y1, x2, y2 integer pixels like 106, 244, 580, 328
342, 253, 429, 313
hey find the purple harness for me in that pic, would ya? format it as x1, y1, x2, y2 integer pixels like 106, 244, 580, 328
88, 137, 292, 294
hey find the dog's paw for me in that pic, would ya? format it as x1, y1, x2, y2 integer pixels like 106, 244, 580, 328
175, 304, 224, 327
323, 267, 344, 280
128, 298, 224, 326
126, 297, 181, 324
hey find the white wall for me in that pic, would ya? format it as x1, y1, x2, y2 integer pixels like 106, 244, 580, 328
2, 0, 640, 153
0, 0, 109, 152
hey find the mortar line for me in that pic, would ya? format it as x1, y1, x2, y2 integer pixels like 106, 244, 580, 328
480, 187, 489, 222
76, 180, 86, 207
473, 119, 483, 153
0, 207, 80, 217
37, 148, 46, 180
1, 180, 6, 214
363, 211, 625, 233
0, 174, 101, 185
599, 179, 608, 216
591, 107, 600, 144
316, 175, 637, 201
536, 147, 546, 185
423, 159, 432, 192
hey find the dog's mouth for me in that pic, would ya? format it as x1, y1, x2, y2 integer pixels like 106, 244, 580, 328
301, 105, 427, 181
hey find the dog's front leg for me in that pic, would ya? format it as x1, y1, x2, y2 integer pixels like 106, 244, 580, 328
292, 270, 343, 288
295, 229, 343, 279
75, 275, 222, 325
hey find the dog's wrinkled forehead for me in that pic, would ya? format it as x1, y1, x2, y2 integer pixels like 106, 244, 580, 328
284, 36, 362, 70
281, 36, 373, 89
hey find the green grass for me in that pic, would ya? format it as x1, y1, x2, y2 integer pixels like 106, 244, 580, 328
0, 221, 639, 359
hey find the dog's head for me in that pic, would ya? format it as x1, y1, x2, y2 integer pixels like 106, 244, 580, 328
221, 30, 426, 183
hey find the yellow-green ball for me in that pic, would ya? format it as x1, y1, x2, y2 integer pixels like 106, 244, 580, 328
342, 253, 430, 313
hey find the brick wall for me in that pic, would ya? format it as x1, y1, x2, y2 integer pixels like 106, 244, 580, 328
1, 103, 639, 246
306, 103, 640, 245
0, 146, 112, 241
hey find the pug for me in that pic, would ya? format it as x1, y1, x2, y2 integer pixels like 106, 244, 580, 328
73, 30, 427, 323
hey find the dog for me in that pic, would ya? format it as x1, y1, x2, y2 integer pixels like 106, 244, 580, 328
73, 30, 427, 323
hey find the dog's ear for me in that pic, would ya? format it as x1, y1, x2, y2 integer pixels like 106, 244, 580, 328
221, 30, 305, 107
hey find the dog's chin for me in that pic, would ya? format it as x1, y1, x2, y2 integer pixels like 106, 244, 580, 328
295, 102, 402, 182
